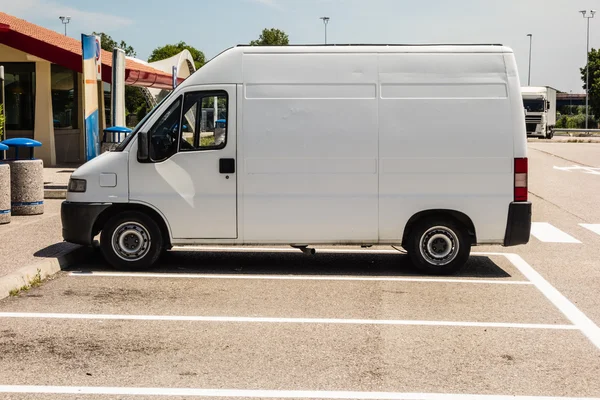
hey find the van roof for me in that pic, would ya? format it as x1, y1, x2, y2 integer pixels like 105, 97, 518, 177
234, 44, 511, 53
237, 43, 505, 48
182, 44, 514, 86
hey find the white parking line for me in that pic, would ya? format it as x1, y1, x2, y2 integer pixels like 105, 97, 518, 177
580, 224, 600, 236
172, 246, 403, 254
505, 253, 600, 350
0, 312, 576, 330
0, 385, 597, 399
69, 271, 533, 285
530, 223, 581, 243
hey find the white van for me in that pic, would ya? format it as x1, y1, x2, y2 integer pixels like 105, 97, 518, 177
62, 45, 531, 274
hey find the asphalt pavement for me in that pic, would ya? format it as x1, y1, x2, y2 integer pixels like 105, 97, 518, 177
0, 142, 599, 399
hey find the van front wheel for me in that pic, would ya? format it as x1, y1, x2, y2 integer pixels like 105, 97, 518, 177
407, 218, 471, 275
100, 211, 163, 270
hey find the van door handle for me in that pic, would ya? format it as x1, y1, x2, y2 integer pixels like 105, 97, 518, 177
219, 158, 235, 174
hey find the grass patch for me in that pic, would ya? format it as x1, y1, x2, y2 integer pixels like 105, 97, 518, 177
201, 136, 215, 147
9, 269, 43, 297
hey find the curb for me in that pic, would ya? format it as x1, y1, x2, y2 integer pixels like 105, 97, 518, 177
44, 189, 67, 199
0, 245, 93, 300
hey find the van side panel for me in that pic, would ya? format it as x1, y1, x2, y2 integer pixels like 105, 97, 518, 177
378, 53, 514, 243
241, 53, 379, 242
504, 53, 528, 158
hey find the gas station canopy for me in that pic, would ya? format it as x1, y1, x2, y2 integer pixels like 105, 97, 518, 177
0, 12, 183, 89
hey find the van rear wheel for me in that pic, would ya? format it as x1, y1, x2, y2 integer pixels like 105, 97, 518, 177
100, 211, 163, 270
407, 218, 471, 275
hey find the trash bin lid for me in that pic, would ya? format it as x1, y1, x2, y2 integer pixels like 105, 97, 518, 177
0, 143, 8, 151
1, 138, 42, 147
104, 126, 133, 134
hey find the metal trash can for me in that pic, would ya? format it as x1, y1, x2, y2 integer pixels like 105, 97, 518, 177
0, 143, 10, 224
101, 126, 132, 153
1, 138, 44, 216
215, 119, 226, 146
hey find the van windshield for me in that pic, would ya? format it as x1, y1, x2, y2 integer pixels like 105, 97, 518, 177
523, 99, 544, 112
114, 91, 175, 152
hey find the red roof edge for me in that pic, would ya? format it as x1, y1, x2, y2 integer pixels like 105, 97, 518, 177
0, 25, 179, 89
0, 30, 82, 72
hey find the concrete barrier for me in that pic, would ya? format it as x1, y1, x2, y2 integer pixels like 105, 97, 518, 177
9, 159, 44, 215
0, 163, 10, 224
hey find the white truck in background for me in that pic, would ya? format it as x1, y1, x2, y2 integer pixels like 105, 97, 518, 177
522, 86, 557, 139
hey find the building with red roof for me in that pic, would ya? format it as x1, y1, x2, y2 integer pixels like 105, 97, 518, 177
0, 12, 182, 165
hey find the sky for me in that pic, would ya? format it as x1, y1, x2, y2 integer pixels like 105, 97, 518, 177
0, 0, 598, 93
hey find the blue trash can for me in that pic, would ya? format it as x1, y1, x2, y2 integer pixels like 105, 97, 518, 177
102, 126, 132, 153
1, 138, 44, 216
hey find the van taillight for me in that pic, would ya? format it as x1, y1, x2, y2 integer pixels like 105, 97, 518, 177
514, 158, 528, 202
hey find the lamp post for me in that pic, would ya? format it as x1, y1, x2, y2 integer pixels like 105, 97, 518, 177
580, 10, 596, 130
59, 16, 71, 36
320, 17, 330, 44
527, 34, 532, 86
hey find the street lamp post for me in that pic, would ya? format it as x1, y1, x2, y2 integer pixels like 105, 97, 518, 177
59, 16, 71, 36
527, 34, 533, 86
581, 10, 596, 130
320, 17, 330, 44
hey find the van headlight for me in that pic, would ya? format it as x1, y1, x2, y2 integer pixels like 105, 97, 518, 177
68, 178, 87, 193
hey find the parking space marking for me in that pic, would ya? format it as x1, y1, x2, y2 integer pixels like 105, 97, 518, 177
172, 246, 404, 254
580, 224, 600, 236
530, 223, 581, 243
0, 385, 598, 399
0, 312, 576, 330
505, 253, 600, 350
69, 271, 533, 285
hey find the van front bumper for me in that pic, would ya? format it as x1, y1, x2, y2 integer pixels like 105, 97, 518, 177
503, 202, 532, 247
61, 202, 112, 245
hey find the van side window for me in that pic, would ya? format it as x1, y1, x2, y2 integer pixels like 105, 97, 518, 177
149, 97, 182, 162
180, 91, 228, 151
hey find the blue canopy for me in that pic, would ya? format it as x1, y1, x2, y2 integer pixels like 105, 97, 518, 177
0, 143, 8, 151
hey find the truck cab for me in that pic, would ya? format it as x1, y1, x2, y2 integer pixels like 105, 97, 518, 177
522, 86, 557, 139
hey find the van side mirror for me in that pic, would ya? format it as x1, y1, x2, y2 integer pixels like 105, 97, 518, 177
137, 131, 149, 162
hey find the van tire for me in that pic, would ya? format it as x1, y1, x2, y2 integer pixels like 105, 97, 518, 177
100, 211, 163, 270
407, 218, 471, 275
546, 128, 554, 140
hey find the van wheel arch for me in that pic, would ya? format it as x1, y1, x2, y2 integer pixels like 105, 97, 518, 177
92, 204, 172, 250
402, 210, 476, 247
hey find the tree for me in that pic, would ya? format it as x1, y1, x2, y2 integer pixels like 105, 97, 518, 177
94, 32, 147, 123
250, 28, 289, 46
149, 42, 206, 70
93, 32, 136, 57
580, 48, 600, 124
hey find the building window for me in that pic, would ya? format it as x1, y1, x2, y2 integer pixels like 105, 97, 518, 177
51, 64, 78, 129
1, 62, 35, 131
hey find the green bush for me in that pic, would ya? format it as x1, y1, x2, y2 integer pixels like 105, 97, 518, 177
556, 110, 596, 129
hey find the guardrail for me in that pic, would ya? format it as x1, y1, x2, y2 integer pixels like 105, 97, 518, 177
553, 128, 600, 133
